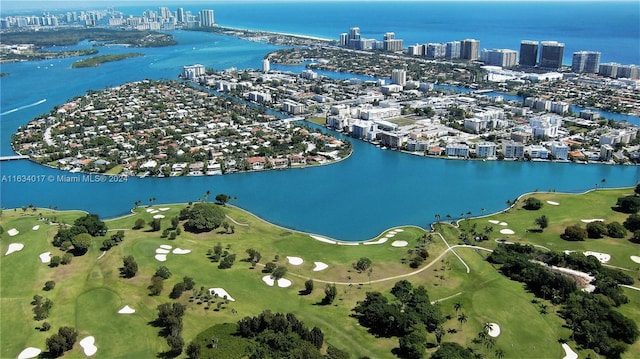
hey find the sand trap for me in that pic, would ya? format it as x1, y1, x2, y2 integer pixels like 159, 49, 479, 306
32, 225, 40, 230
150, 210, 159, 214
561, 343, 578, 359
7, 228, 19, 236
262, 275, 275, 286
391, 240, 408, 247
159, 207, 170, 211
499, 222, 508, 226
500, 229, 515, 235
631, 256, 640, 264
5, 243, 24, 255
584, 251, 610, 263
581, 218, 604, 223
208, 288, 235, 301
172, 248, 191, 254
287, 256, 304, 265
277, 278, 292, 288
153, 214, 165, 219
547, 201, 560, 205
118, 305, 135, 314
39, 252, 52, 263
364, 237, 388, 245
154, 254, 167, 262
486, 323, 500, 337
79, 336, 97, 356
145, 208, 155, 212
313, 262, 328, 271
338, 242, 359, 246
310, 235, 336, 244
17, 347, 41, 359
394, 229, 404, 232
156, 248, 170, 254
160, 244, 172, 250
385, 233, 396, 238
488, 220, 500, 224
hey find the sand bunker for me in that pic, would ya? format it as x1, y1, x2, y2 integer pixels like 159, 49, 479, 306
7, 228, 19, 236
118, 305, 136, 314
5, 243, 24, 255
17, 347, 41, 359
159, 207, 170, 211
262, 275, 292, 288
500, 229, 515, 235
385, 233, 396, 238
581, 218, 604, 223
160, 244, 172, 250
156, 248, 170, 254
631, 256, 640, 264
547, 201, 560, 205
150, 210, 159, 214
394, 229, 404, 232
154, 254, 167, 262
561, 343, 578, 359
499, 222, 508, 226
391, 240, 408, 247
153, 214, 165, 219
486, 323, 501, 337
338, 242, 359, 246
287, 256, 304, 265
364, 238, 388, 245
584, 251, 610, 263
32, 225, 40, 230
145, 208, 155, 213
208, 288, 235, 301
488, 220, 500, 224
39, 252, 52, 263
313, 262, 328, 271
310, 235, 336, 244
173, 248, 191, 254
79, 336, 97, 356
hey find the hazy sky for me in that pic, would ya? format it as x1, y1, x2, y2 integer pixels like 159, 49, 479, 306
2, 0, 635, 13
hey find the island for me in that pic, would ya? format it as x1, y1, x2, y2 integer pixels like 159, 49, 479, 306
71, 53, 144, 68
11, 79, 351, 177
1, 188, 638, 358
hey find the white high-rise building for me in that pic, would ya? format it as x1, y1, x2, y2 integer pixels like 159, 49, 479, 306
199, 9, 214, 27
391, 69, 406, 86
572, 51, 601, 73
262, 59, 270, 73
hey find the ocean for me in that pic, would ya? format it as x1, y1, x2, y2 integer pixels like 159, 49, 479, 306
1, 1, 639, 240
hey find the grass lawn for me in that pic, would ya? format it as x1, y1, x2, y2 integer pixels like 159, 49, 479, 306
306, 117, 327, 126
1, 188, 639, 359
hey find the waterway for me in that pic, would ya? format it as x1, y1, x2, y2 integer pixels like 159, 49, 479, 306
1, 30, 639, 241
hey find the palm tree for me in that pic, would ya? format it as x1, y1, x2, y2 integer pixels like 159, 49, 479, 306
204, 190, 211, 202
435, 325, 445, 345
484, 338, 495, 350
495, 348, 505, 359
457, 313, 467, 329
454, 302, 462, 313
435, 213, 441, 223
134, 200, 141, 209
483, 322, 494, 333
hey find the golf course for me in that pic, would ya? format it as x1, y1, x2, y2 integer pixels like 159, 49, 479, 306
1, 187, 639, 359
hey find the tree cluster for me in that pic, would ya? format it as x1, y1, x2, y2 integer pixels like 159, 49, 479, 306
353, 280, 443, 338
170, 277, 196, 299
237, 310, 326, 359
179, 203, 225, 233
45, 326, 78, 358
101, 230, 125, 250
121, 255, 138, 278
156, 302, 187, 355
32, 294, 53, 320
52, 213, 107, 255
523, 197, 543, 210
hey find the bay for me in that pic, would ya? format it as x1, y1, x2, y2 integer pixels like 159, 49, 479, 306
1, 4, 639, 241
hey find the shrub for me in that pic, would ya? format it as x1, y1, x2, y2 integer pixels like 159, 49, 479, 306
607, 222, 627, 238
624, 214, 640, 231
586, 221, 608, 238
44, 281, 56, 291
61, 253, 73, 265
562, 224, 587, 241
616, 196, 640, 213
524, 197, 543, 210
50, 256, 61, 267
133, 218, 145, 229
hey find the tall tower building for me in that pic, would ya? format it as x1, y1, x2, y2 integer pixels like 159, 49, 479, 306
177, 8, 185, 23
539, 41, 565, 70
571, 51, 601, 73
348, 27, 361, 49
262, 58, 270, 73
199, 9, 214, 27
519, 40, 538, 67
391, 69, 406, 86
445, 41, 461, 59
460, 39, 480, 60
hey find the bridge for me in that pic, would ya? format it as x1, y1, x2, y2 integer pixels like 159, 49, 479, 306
0, 155, 30, 161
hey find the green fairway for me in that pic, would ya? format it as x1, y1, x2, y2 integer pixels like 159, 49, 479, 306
1, 189, 639, 358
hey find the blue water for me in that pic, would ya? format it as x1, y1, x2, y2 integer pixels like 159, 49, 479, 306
1, 2, 639, 241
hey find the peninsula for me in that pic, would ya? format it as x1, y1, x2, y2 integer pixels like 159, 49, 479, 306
11, 80, 351, 177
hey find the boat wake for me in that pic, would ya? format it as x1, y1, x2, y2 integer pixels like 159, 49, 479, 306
1, 99, 47, 116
